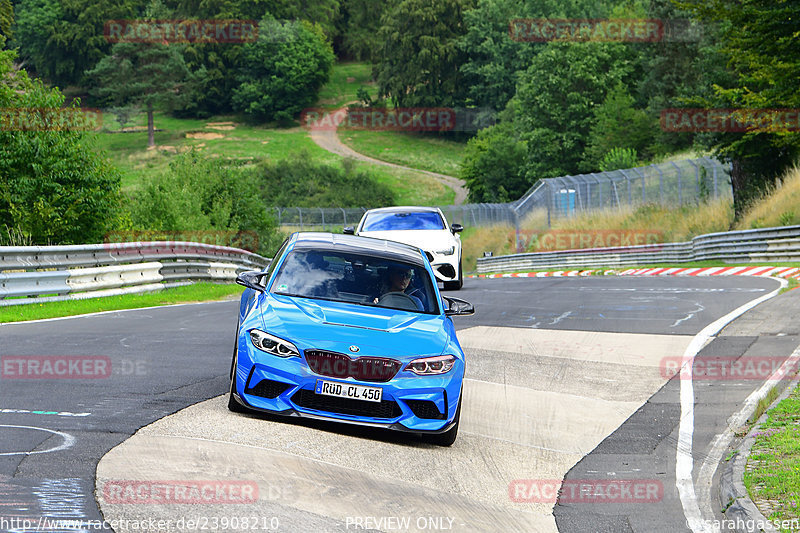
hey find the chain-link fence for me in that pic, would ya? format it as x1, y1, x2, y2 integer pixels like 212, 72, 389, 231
272, 157, 731, 232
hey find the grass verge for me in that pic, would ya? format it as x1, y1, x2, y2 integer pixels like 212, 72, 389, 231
0, 283, 244, 323
744, 382, 800, 531
339, 130, 467, 177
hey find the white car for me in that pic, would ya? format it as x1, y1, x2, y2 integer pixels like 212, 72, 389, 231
345, 206, 464, 290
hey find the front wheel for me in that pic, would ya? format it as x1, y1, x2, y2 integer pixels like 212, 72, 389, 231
228, 322, 250, 414
443, 260, 463, 291
424, 395, 461, 447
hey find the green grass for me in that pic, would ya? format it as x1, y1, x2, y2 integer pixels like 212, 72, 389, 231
90, 61, 459, 205
744, 384, 800, 531
0, 283, 244, 323
316, 61, 377, 109
92, 112, 453, 205
339, 130, 467, 177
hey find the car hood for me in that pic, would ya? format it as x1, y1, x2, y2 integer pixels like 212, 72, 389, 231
259, 294, 450, 359
357, 230, 457, 253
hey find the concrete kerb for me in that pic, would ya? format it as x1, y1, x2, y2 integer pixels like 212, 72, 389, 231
467, 265, 800, 280
718, 372, 800, 533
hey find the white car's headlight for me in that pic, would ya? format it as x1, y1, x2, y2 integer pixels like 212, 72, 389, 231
405, 355, 456, 375
435, 246, 456, 256
250, 330, 300, 357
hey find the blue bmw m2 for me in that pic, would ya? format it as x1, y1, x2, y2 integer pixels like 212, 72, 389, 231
229, 232, 474, 446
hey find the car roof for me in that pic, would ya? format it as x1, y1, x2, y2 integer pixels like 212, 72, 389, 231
363, 206, 442, 214
289, 232, 427, 266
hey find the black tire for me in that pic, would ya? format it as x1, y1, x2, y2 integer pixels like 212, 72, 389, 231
425, 395, 461, 447
228, 321, 250, 414
443, 260, 463, 291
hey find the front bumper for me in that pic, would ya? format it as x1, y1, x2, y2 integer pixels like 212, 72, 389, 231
232, 341, 464, 433
427, 250, 460, 282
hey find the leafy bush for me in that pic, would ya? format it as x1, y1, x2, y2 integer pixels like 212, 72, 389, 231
0, 49, 122, 245
460, 121, 528, 203
251, 154, 395, 208
129, 152, 282, 256
599, 147, 639, 171
232, 19, 334, 122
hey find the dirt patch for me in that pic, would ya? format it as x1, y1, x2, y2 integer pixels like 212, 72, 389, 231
186, 132, 224, 140
206, 121, 236, 131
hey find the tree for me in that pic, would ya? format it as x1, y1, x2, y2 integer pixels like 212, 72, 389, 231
458, 0, 607, 111
335, 0, 387, 61
583, 84, 655, 170
513, 41, 636, 181
460, 120, 527, 203
374, 0, 475, 108
0, 0, 12, 46
269, 0, 340, 39
0, 49, 122, 245
87, 41, 198, 147
677, 0, 800, 220
13, 0, 140, 86
232, 18, 334, 122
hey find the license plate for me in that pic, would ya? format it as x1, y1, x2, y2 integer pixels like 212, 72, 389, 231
314, 380, 383, 403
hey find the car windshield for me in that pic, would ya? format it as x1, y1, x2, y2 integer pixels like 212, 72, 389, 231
361, 211, 445, 231
270, 249, 439, 314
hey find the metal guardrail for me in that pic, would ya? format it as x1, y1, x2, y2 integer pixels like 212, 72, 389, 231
477, 225, 800, 273
0, 241, 270, 307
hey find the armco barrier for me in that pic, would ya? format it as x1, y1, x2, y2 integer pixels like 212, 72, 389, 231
0, 241, 270, 307
477, 224, 800, 273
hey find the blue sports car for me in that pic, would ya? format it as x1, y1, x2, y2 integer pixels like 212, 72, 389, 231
229, 232, 474, 446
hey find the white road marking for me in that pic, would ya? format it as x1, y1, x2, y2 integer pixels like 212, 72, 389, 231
0, 425, 76, 456
677, 277, 786, 533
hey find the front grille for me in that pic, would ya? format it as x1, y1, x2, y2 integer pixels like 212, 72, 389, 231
405, 399, 445, 420
246, 379, 291, 399
292, 389, 402, 419
305, 350, 401, 383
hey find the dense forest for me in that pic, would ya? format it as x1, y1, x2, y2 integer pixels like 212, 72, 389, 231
0, 0, 798, 249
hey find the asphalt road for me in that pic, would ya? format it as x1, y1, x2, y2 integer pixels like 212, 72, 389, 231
0, 275, 787, 532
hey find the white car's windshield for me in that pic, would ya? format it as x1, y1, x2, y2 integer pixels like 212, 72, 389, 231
362, 211, 445, 231
271, 249, 440, 314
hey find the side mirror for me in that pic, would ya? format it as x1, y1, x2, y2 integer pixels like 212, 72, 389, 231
236, 271, 266, 292
442, 296, 474, 317
451, 223, 463, 234
343, 226, 355, 235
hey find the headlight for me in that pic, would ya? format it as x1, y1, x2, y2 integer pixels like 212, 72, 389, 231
249, 330, 300, 357
405, 355, 456, 375
435, 246, 456, 256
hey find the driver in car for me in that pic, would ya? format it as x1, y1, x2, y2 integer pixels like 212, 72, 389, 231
373, 265, 424, 311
